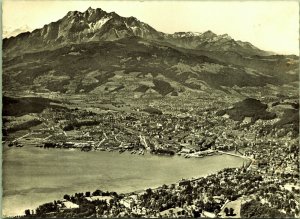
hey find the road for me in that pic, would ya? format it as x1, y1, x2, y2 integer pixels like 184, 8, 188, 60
43, 135, 53, 141
139, 134, 151, 151
217, 150, 249, 159
12, 133, 31, 143
217, 150, 254, 169
94, 132, 108, 149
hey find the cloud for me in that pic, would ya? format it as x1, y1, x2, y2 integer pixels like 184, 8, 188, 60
3, 25, 31, 38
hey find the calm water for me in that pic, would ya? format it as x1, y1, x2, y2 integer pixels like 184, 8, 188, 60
3, 147, 244, 216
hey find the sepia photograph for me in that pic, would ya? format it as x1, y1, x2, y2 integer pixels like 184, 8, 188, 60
2, 0, 299, 218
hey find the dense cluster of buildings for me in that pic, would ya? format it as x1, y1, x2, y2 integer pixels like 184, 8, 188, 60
28, 166, 299, 218
9, 95, 299, 218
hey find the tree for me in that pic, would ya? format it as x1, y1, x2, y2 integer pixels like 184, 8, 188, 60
86, 191, 91, 197
25, 209, 31, 216
207, 195, 214, 203
193, 209, 201, 218
109, 198, 115, 207
229, 208, 234, 216
146, 188, 153, 195
63, 194, 70, 200
214, 209, 220, 217
224, 207, 229, 216
92, 189, 102, 196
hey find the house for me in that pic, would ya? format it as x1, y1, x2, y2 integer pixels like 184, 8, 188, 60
61, 200, 79, 209
85, 196, 113, 204
180, 148, 193, 154
159, 207, 185, 217
202, 210, 216, 218
213, 195, 225, 204
120, 195, 137, 208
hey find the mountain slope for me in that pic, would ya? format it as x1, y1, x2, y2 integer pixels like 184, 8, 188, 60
3, 37, 297, 96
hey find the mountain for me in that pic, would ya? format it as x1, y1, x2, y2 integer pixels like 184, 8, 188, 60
3, 7, 269, 57
164, 31, 271, 56
3, 7, 163, 55
2, 7, 298, 96
3, 36, 298, 96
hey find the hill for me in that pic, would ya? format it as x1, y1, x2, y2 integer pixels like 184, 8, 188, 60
3, 96, 64, 117
274, 109, 299, 131
216, 98, 276, 121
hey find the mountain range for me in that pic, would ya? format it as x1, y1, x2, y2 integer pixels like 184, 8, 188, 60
3, 7, 299, 96
3, 7, 271, 56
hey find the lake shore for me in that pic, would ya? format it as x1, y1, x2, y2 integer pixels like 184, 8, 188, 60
3, 147, 246, 217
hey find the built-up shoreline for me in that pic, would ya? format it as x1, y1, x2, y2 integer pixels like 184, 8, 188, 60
3, 146, 246, 217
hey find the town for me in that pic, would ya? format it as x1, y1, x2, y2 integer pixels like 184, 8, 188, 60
5, 93, 299, 218
23, 162, 299, 218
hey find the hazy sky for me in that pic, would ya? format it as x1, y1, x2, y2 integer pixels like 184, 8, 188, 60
2, 0, 299, 55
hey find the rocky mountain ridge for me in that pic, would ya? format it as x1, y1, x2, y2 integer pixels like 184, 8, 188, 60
3, 7, 270, 56
3, 7, 298, 96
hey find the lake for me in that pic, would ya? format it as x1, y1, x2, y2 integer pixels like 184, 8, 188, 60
2, 147, 245, 216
